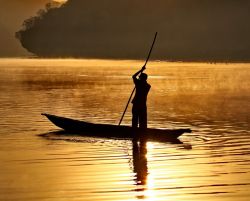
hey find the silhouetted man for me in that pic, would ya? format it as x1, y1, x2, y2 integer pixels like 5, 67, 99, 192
132, 66, 151, 129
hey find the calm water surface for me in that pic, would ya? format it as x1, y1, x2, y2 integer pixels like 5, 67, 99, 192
0, 59, 249, 201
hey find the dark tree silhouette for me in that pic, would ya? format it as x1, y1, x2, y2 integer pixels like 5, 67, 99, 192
16, 0, 250, 62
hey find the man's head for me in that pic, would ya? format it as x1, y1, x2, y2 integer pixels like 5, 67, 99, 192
139, 73, 148, 81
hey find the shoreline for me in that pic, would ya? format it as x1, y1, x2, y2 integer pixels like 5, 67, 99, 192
0, 56, 250, 65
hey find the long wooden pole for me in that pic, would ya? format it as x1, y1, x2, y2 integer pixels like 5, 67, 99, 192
118, 32, 158, 126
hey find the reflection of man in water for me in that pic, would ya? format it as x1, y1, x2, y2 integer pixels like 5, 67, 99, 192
133, 139, 148, 185
132, 66, 151, 129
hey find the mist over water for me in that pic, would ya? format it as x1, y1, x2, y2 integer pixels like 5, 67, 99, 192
0, 59, 249, 201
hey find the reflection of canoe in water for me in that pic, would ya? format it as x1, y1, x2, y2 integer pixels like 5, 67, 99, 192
42, 113, 191, 141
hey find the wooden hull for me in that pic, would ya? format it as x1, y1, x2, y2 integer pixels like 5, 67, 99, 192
42, 113, 191, 141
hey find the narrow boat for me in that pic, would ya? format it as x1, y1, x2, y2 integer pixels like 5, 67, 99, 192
42, 113, 191, 141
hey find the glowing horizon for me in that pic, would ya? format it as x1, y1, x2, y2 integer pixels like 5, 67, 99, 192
53, 0, 67, 3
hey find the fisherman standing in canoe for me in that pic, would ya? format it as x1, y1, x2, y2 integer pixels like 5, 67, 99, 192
132, 66, 151, 129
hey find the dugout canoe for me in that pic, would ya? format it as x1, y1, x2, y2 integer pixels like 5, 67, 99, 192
42, 113, 191, 141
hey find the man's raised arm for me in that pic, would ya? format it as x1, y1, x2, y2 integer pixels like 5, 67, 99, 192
132, 66, 146, 82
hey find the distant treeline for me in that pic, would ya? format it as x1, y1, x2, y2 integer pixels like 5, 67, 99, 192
16, 0, 250, 62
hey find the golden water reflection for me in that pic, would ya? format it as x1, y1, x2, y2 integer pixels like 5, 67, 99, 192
0, 59, 249, 201
133, 140, 148, 185
133, 140, 150, 200
132, 141, 193, 201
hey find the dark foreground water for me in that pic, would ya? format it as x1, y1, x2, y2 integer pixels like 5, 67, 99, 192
0, 59, 249, 201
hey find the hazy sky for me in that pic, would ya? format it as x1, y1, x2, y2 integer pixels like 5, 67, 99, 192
0, 0, 52, 56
